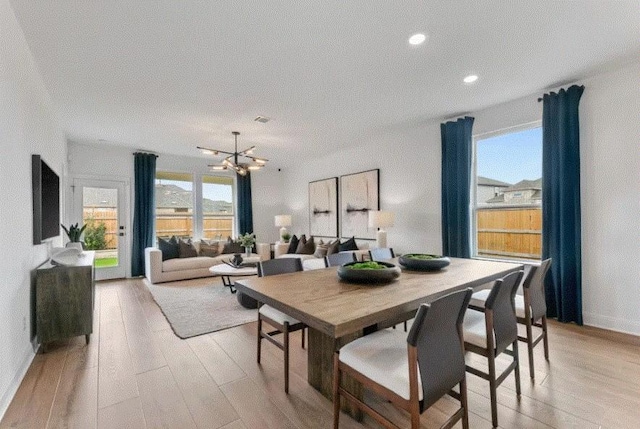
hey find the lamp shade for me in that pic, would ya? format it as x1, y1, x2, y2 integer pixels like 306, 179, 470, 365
368, 211, 394, 229
275, 215, 292, 227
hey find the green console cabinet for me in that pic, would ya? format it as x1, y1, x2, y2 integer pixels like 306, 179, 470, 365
36, 251, 95, 348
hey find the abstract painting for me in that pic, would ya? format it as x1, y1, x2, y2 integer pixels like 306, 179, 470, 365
340, 169, 379, 239
309, 177, 338, 237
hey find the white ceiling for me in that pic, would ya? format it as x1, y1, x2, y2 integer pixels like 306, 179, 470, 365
10, 1, 640, 167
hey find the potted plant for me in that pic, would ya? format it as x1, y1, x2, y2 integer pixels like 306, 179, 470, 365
61, 223, 87, 250
281, 232, 291, 243
238, 233, 256, 257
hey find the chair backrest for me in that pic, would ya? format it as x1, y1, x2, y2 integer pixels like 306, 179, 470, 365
368, 248, 395, 261
523, 258, 551, 321
407, 288, 472, 410
485, 270, 524, 354
258, 258, 303, 277
324, 252, 357, 267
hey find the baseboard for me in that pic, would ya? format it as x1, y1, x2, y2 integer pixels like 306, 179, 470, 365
0, 345, 35, 422
583, 312, 640, 337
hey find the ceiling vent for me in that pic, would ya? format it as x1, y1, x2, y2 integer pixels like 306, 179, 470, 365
254, 116, 271, 123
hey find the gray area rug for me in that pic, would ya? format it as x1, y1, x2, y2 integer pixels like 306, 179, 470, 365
145, 277, 257, 339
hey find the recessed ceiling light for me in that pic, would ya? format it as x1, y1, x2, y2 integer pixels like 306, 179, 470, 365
463, 75, 479, 84
408, 33, 427, 45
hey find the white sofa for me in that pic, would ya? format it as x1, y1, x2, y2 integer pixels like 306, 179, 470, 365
145, 241, 270, 284
274, 240, 370, 270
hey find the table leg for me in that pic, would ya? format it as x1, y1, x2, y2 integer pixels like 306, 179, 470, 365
220, 275, 236, 293
307, 328, 363, 421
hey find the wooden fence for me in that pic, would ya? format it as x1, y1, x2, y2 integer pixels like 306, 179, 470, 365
476, 206, 542, 259
83, 208, 233, 248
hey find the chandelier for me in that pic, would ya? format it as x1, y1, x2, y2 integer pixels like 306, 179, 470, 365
197, 131, 268, 176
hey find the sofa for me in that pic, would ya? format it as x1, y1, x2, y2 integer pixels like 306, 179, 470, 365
273, 238, 371, 270
145, 240, 270, 284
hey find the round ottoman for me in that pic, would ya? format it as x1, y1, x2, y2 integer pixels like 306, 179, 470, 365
236, 291, 258, 309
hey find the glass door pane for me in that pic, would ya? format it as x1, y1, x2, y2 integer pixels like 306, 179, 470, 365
82, 187, 119, 268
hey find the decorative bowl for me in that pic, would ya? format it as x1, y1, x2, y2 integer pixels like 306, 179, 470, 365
398, 254, 450, 271
337, 261, 400, 284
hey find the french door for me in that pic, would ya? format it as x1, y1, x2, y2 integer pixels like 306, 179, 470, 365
72, 178, 128, 280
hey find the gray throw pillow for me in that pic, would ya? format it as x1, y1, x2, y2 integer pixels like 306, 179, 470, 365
178, 239, 198, 258
158, 236, 179, 261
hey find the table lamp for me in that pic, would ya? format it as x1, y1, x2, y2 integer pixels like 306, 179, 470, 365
368, 211, 394, 248
274, 214, 292, 242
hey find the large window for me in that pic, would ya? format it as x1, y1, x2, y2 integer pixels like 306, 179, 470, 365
155, 172, 235, 240
473, 125, 542, 260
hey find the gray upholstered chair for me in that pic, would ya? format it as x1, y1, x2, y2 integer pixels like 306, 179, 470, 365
333, 288, 473, 429
324, 252, 357, 267
463, 270, 524, 428
256, 258, 305, 393
368, 247, 395, 261
470, 259, 552, 379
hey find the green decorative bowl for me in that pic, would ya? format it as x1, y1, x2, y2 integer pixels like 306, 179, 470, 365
337, 261, 400, 284
398, 254, 450, 271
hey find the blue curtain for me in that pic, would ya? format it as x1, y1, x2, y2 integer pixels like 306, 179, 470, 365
441, 116, 474, 258
131, 152, 157, 277
237, 172, 253, 235
542, 85, 584, 324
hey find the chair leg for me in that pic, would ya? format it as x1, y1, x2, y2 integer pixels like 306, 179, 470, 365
526, 319, 535, 379
283, 322, 290, 394
403, 321, 408, 332
460, 377, 470, 429
542, 316, 550, 360
332, 353, 341, 429
488, 351, 498, 428
513, 340, 522, 396
301, 327, 305, 349
256, 316, 262, 364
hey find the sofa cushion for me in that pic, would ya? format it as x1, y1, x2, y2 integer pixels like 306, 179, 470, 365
326, 239, 340, 255
295, 235, 307, 253
158, 236, 179, 261
339, 236, 359, 252
287, 235, 299, 254
199, 241, 221, 257
178, 239, 198, 258
314, 240, 329, 258
163, 256, 217, 272
277, 253, 316, 262
222, 237, 243, 254
297, 236, 315, 254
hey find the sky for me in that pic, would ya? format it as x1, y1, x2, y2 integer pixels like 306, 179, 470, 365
156, 179, 233, 202
476, 127, 542, 185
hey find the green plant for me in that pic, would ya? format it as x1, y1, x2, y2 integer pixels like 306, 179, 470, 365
84, 219, 108, 250
281, 232, 292, 242
61, 223, 86, 242
238, 233, 256, 248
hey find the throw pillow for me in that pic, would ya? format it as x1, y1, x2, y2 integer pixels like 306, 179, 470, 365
222, 237, 243, 254
326, 239, 340, 255
286, 235, 299, 254
314, 240, 329, 258
178, 239, 198, 258
295, 235, 307, 254
339, 236, 359, 252
296, 236, 315, 255
158, 236, 179, 261
199, 242, 220, 257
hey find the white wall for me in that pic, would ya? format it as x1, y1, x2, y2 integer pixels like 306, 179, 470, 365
0, 0, 66, 417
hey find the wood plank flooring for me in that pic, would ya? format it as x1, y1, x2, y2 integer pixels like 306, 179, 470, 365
1, 277, 639, 429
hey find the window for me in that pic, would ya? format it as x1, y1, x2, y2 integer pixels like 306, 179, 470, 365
155, 172, 236, 241
473, 125, 542, 261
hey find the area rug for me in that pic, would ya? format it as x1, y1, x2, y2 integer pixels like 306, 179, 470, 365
145, 277, 257, 339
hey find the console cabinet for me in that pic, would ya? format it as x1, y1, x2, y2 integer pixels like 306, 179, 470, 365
36, 251, 95, 348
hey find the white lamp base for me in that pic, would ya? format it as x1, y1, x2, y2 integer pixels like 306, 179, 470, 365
376, 229, 387, 249
279, 227, 289, 242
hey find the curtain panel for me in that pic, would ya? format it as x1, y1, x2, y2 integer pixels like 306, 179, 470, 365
542, 84, 584, 324
237, 172, 254, 235
441, 116, 474, 258
131, 152, 157, 277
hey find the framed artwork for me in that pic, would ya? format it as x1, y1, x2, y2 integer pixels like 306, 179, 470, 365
340, 169, 379, 239
309, 177, 338, 237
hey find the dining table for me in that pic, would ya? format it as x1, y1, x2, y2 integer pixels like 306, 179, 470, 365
234, 256, 523, 417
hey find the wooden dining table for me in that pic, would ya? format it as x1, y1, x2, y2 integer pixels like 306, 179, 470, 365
234, 257, 523, 415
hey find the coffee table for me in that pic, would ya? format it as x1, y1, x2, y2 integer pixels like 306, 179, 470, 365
209, 263, 258, 294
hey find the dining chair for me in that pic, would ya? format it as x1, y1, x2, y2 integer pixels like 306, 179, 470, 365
333, 288, 473, 429
368, 247, 395, 261
256, 258, 305, 393
470, 259, 552, 379
324, 252, 358, 267
463, 270, 524, 428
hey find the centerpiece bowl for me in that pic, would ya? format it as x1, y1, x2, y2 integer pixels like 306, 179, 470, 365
398, 254, 450, 271
337, 261, 400, 284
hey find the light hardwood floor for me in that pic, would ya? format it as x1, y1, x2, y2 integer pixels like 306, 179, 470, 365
2, 278, 639, 429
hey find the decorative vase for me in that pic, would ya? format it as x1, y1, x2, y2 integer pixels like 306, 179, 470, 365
245, 246, 252, 257
232, 254, 243, 266
65, 242, 84, 251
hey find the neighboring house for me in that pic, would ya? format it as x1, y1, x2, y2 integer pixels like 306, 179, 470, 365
477, 176, 511, 205
155, 184, 232, 214
485, 178, 542, 205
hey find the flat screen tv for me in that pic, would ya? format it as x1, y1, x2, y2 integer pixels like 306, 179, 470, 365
32, 154, 60, 245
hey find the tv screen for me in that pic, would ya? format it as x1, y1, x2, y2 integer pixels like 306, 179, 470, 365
32, 154, 60, 244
